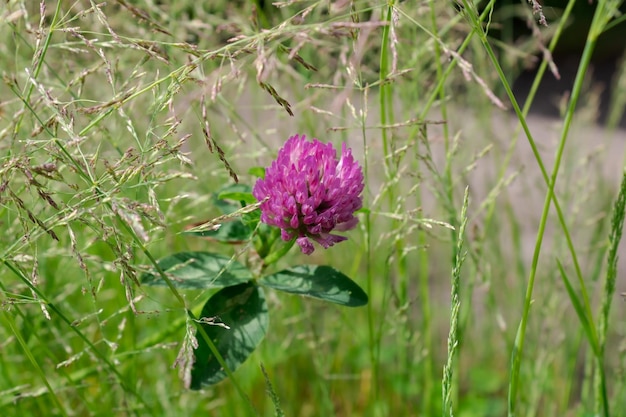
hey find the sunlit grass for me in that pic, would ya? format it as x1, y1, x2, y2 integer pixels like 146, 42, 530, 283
1, 1, 625, 416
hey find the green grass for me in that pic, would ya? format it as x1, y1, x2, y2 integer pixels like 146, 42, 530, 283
1, 1, 626, 416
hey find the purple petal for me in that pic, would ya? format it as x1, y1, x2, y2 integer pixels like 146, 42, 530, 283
296, 236, 315, 254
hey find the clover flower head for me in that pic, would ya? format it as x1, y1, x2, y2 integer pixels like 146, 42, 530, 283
253, 134, 364, 255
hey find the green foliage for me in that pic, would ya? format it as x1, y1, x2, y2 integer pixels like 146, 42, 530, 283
142, 248, 368, 386
1, 0, 626, 416
141, 251, 253, 289
260, 265, 369, 307
191, 282, 269, 388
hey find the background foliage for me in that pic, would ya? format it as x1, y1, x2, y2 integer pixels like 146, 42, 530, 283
1, 1, 625, 416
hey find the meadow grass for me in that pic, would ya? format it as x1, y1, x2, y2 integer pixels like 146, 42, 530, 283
1, 1, 626, 416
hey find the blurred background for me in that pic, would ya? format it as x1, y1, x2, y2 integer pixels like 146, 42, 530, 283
0, 1, 625, 416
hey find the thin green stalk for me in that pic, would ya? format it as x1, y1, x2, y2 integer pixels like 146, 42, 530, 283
416, 212, 433, 415
415, 146, 433, 417
369, 2, 398, 406
429, 0, 456, 411
361, 101, 378, 408
507, 27, 596, 417
425, 1, 456, 232
471, 0, 605, 410
457, 0, 615, 413
378, 2, 409, 311
379, 2, 394, 177
481, 1, 589, 325
397, 4, 495, 413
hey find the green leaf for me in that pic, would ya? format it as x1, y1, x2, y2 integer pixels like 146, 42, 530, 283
248, 166, 265, 178
184, 220, 253, 243
213, 184, 252, 214
259, 265, 368, 307
141, 251, 253, 289
218, 191, 256, 205
191, 282, 268, 388
217, 184, 252, 202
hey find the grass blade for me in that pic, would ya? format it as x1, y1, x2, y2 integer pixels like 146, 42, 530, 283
556, 259, 599, 356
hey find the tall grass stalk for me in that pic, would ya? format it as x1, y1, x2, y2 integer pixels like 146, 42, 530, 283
3, 2, 626, 415
376, 3, 409, 411
478, 7, 599, 387
428, 1, 460, 412
442, 187, 469, 417
458, 0, 622, 414
596, 170, 626, 414
379, 2, 395, 179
